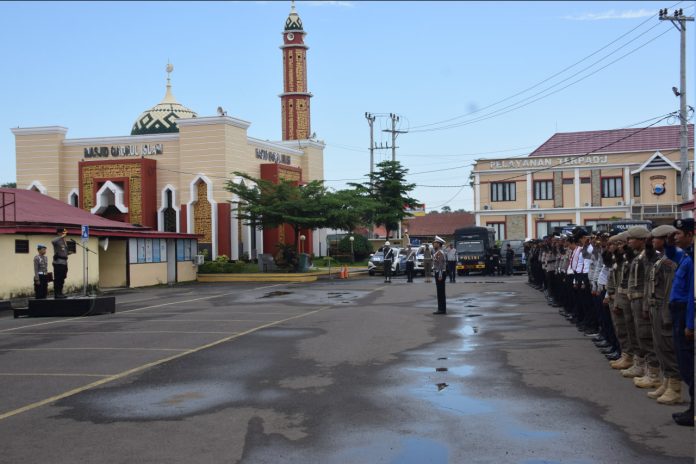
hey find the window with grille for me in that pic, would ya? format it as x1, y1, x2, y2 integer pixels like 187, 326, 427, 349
487, 222, 506, 240
633, 175, 640, 197
490, 182, 516, 202
533, 180, 553, 200
15, 240, 29, 254
601, 177, 623, 198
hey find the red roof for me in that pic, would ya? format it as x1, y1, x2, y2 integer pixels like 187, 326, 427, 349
530, 124, 694, 157
403, 212, 475, 236
0, 188, 196, 238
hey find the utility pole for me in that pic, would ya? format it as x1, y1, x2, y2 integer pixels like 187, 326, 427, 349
365, 112, 376, 179
382, 113, 408, 162
659, 8, 694, 215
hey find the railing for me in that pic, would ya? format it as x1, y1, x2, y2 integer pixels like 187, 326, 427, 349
631, 203, 680, 220
0, 192, 16, 224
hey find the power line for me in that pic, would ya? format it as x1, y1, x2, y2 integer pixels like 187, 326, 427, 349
410, 24, 676, 133
469, 112, 679, 187
408, 2, 685, 131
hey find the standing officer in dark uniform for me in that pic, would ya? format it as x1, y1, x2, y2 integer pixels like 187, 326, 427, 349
404, 243, 416, 283
51, 228, 73, 299
382, 241, 394, 283
33, 244, 49, 299
505, 243, 515, 276
669, 218, 694, 426
432, 236, 447, 314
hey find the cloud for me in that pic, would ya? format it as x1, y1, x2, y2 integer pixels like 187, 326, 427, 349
563, 9, 655, 20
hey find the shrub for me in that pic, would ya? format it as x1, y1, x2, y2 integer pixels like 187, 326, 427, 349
338, 235, 373, 261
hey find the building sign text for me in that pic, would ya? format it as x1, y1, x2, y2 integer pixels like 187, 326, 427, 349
84, 144, 164, 158
489, 155, 609, 169
255, 148, 291, 165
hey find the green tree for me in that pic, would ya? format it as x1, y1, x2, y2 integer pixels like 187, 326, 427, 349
1, 182, 16, 188
441, 206, 452, 213
323, 188, 379, 233
225, 172, 327, 251
349, 161, 420, 238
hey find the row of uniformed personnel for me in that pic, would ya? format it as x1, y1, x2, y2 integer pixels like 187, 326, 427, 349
524, 219, 694, 427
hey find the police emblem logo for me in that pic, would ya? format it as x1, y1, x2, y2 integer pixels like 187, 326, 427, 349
649, 175, 667, 196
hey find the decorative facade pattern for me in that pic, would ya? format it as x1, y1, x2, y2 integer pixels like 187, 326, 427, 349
193, 180, 212, 244
81, 163, 143, 225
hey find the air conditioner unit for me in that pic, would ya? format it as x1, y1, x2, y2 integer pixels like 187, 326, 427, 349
531, 204, 539, 209
483, 204, 491, 210
538, 213, 545, 219
583, 202, 592, 207
617, 201, 625, 206
195, 255, 205, 265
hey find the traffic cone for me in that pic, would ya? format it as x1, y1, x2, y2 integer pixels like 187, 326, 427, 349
339, 266, 346, 279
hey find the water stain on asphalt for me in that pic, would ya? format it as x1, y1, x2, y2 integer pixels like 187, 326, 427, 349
260, 291, 293, 298
83, 382, 244, 420
390, 437, 449, 464
255, 328, 316, 338
435, 367, 448, 372
243, 289, 370, 306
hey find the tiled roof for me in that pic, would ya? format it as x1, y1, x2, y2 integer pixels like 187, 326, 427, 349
0, 188, 197, 238
530, 124, 694, 157
403, 212, 475, 236
0, 188, 138, 229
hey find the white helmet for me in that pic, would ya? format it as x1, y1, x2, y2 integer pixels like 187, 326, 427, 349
384, 241, 390, 246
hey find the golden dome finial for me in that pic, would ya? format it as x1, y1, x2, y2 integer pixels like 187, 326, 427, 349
163, 61, 176, 103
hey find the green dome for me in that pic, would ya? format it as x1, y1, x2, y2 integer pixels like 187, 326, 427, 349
284, 2, 303, 31
131, 64, 197, 136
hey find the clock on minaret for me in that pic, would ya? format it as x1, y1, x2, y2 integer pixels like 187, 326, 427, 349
280, 1, 312, 141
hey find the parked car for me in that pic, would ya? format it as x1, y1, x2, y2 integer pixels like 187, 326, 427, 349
501, 239, 525, 273
367, 247, 406, 276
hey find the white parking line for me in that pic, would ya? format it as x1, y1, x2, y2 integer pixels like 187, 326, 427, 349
0, 283, 285, 333
0, 304, 334, 421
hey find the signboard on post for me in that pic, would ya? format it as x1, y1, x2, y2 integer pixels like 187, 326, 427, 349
81, 225, 89, 243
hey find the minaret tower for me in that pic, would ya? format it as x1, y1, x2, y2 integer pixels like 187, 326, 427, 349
280, 1, 312, 140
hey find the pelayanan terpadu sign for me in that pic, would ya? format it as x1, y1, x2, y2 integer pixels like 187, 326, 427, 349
255, 148, 291, 165
83, 144, 164, 158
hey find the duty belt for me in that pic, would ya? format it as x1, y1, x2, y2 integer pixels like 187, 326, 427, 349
617, 288, 628, 295
628, 291, 644, 300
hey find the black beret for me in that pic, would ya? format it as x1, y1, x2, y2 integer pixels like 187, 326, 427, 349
674, 218, 694, 232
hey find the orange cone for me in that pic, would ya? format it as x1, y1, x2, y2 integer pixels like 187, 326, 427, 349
339, 265, 346, 279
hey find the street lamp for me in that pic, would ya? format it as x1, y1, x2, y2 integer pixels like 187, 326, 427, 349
349, 236, 355, 263
299, 234, 306, 255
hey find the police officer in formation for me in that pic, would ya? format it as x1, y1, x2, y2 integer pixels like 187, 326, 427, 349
382, 241, 395, 284
526, 220, 694, 426
432, 236, 447, 315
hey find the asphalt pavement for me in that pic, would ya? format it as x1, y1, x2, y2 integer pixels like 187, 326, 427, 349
0, 274, 692, 463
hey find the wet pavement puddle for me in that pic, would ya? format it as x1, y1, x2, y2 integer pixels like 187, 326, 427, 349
241, 289, 370, 306
389, 437, 449, 464
260, 290, 293, 298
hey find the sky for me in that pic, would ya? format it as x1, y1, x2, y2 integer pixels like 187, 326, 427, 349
0, 0, 693, 212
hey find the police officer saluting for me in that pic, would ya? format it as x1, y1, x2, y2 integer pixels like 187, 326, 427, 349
52, 227, 74, 299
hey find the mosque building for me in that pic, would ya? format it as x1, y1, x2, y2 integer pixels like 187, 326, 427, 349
11, 2, 325, 261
